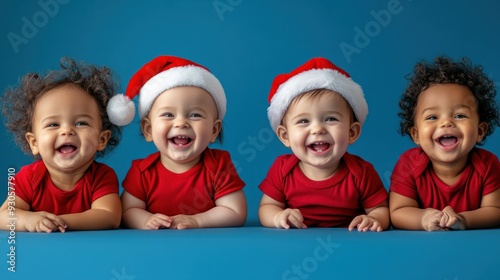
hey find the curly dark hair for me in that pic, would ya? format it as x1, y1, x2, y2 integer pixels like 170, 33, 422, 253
398, 56, 500, 145
1, 57, 121, 158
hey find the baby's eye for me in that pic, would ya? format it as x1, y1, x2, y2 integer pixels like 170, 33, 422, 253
46, 123, 59, 128
296, 119, 309, 124
454, 114, 467, 119
75, 121, 89, 127
325, 116, 338, 122
425, 115, 437, 121
189, 113, 203, 118
161, 113, 174, 118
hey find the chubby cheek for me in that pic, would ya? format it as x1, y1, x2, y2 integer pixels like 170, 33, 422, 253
418, 125, 436, 142
150, 122, 169, 141
36, 133, 56, 151
288, 130, 307, 148
328, 127, 349, 147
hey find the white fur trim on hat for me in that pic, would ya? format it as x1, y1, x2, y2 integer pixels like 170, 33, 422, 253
139, 65, 226, 120
267, 68, 368, 131
107, 94, 136, 126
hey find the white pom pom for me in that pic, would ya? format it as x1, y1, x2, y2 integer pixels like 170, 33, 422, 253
107, 94, 136, 126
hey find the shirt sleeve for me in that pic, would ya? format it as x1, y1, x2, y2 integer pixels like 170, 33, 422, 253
389, 153, 419, 200
122, 160, 147, 201
90, 163, 119, 202
213, 151, 245, 201
258, 157, 286, 203
359, 163, 388, 209
480, 151, 500, 196
12, 165, 34, 206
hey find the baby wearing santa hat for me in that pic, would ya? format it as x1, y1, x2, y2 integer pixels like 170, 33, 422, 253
258, 57, 389, 231
108, 55, 246, 229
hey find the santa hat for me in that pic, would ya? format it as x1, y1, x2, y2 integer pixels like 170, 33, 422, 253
107, 55, 226, 126
267, 57, 368, 131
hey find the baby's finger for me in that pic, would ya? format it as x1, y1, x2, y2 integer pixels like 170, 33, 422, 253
176, 222, 193, 230
442, 206, 454, 214
348, 216, 362, 231
445, 216, 458, 228
439, 212, 449, 228
150, 219, 163, 229
289, 211, 305, 227
51, 219, 67, 233
156, 217, 172, 228
146, 217, 164, 229
428, 223, 445, 231
148, 219, 163, 229
155, 214, 173, 223
369, 221, 382, 232
46, 214, 67, 229
288, 215, 304, 229
38, 221, 54, 233
42, 219, 60, 232
279, 217, 291, 229
357, 217, 371, 231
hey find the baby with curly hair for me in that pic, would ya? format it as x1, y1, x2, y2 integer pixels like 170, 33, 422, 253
390, 56, 500, 231
0, 57, 122, 232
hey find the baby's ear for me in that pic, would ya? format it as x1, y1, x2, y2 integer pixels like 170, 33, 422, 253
410, 127, 420, 145
276, 125, 290, 147
140, 117, 154, 142
348, 122, 362, 144
210, 119, 222, 143
25, 132, 39, 155
477, 122, 489, 143
97, 130, 111, 151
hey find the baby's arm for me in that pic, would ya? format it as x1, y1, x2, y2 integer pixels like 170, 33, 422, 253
455, 188, 500, 229
349, 200, 390, 232
390, 192, 444, 231
121, 191, 172, 229
258, 194, 307, 229
170, 190, 247, 229
0, 196, 66, 233
58, 193, 121, 230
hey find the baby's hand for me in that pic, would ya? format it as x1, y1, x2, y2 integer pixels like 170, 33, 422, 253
421, 209, 445, 231
348, 215, 383, 232
170, 214, 199, 230
440, 206, 466, 230
145, 213, 172, 230
24, 211, 67, 233
273, 208, 307, 229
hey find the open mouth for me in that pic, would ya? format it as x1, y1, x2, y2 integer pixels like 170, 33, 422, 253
436, 135, 458, 147
169, 136, 192, 146
57, 144, 77, 154
308, 142, 330, 152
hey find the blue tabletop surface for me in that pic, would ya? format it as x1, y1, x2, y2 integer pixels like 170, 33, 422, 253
1, 226, 499, 280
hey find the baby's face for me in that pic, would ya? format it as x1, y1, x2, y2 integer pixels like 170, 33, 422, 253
141, 86, 221, 172
411, 83, 487, 169
26, 84, 110, 175
277, 91, 360, 179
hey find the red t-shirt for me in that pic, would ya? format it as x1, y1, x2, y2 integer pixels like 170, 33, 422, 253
14, 160, 119, 215
259, 153, 388, 227
122, 148, 245, 216
390, 147, 500, 212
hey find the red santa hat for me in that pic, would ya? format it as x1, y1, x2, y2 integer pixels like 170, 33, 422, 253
107, 55, 226, 126
267, 57, 368, 131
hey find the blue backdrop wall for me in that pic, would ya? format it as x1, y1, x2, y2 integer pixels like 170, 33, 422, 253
1, 0, 499, 225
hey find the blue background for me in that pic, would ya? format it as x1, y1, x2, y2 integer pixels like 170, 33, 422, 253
2, 0, 499, 224
1, 1, 500, 279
